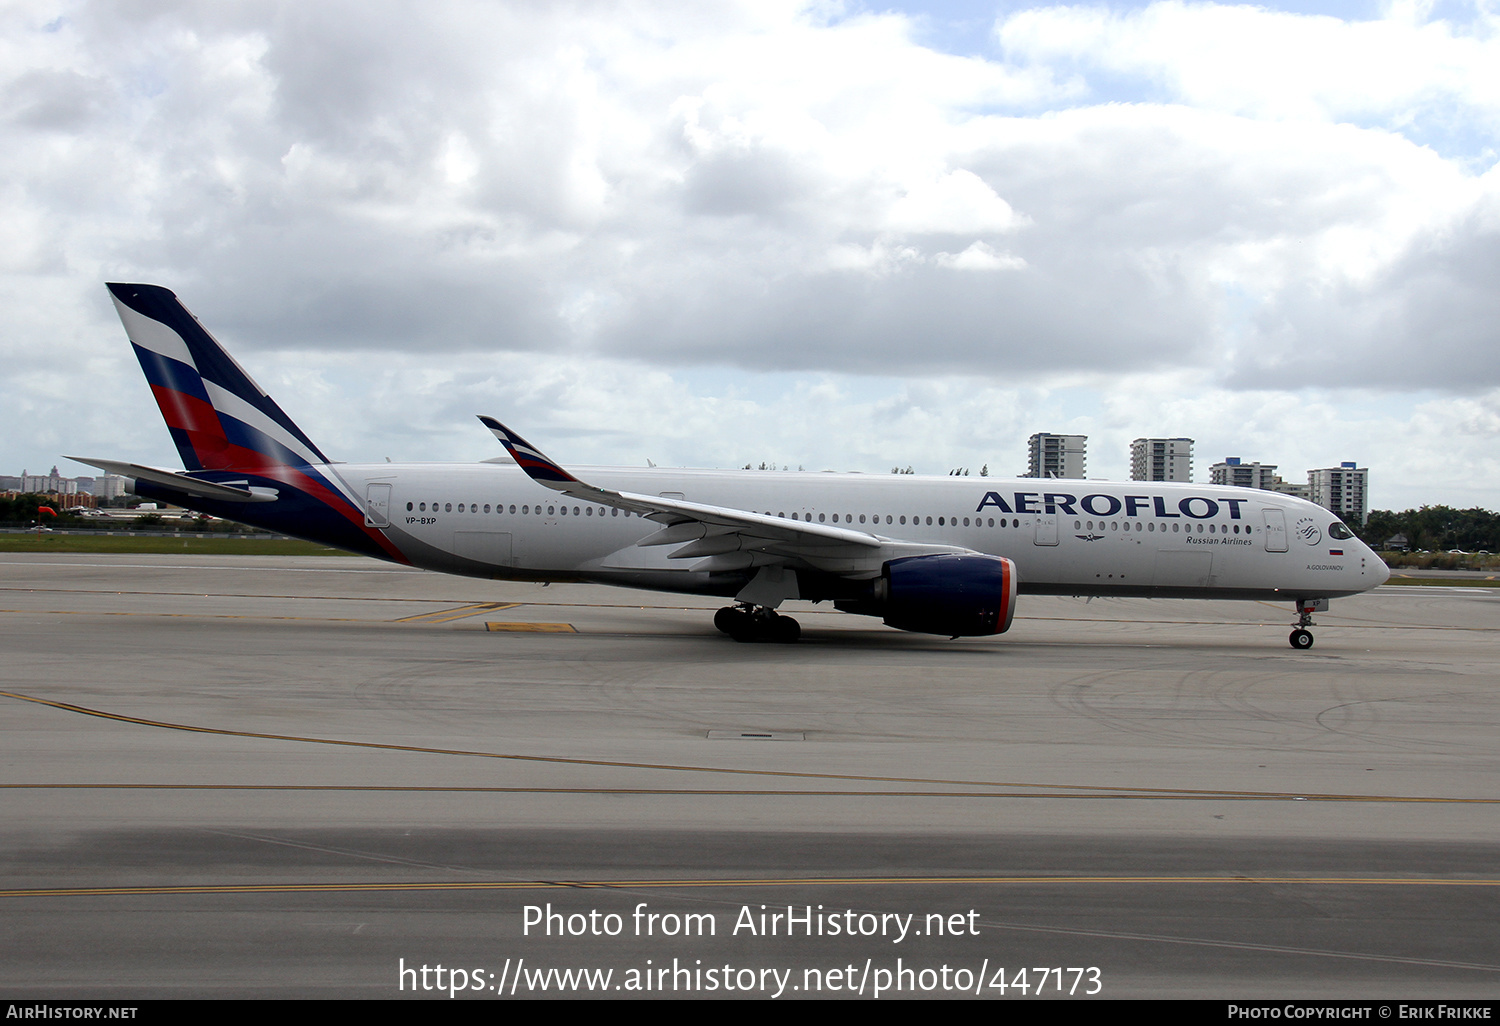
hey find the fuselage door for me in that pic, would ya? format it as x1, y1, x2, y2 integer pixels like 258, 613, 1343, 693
1262, 508, 1288, 552
364, 483, 392, 528
1034, 514, 1058, 546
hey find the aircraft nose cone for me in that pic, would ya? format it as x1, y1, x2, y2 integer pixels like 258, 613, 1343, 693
1371, 551, 1391, 586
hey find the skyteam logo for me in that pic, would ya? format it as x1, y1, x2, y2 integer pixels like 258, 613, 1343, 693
1294, 516, 1322, 545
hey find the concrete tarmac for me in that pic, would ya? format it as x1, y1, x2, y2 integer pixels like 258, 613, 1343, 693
1, 554, 1498, 999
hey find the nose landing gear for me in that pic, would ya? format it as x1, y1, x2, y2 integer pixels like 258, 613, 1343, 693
714, 604, 801, 643
1289, 598, 1326, 649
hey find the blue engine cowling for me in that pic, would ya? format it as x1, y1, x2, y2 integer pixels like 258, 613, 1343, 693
879, 553, 1018, 637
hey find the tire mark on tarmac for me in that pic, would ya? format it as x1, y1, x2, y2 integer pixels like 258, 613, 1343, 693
1, 689, 1492, 805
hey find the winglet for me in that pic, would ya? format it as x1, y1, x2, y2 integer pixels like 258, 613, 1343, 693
477, 416, 580, 487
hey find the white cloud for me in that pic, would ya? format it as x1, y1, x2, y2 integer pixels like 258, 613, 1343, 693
2, 0, 1499, 509
932, 240, 1027, 270
998, 1, 1500, 134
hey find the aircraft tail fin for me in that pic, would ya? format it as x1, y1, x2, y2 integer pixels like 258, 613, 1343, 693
106, 283, 330, 472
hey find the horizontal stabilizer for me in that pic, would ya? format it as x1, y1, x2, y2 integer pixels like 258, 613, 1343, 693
65, 457, 278, 503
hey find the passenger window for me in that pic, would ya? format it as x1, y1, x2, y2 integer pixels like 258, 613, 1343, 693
445, 503, 452, 512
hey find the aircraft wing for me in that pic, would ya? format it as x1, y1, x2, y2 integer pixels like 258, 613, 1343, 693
477, 416, 970, 577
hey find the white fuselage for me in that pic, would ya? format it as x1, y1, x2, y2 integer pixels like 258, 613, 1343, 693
332, 461, 1387, 602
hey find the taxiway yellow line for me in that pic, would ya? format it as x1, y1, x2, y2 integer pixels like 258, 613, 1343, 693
485, 622, 576, 632
394, 602, 518, 623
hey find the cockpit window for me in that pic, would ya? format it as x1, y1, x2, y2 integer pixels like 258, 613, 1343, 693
1329, 522, 1354, 540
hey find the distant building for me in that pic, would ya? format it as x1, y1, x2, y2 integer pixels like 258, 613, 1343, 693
93, 474, 129, 500
1210, 457, 1279, 490
1130, 438, 1193, 482
1309, 462, 1369, 525
1210, 457, 1309, 500
1025, 433, 1086, 479
20, 467, 78, 495
10, 466, 113, 496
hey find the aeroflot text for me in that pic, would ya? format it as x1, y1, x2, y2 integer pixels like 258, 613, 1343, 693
976, 492, 1248, 519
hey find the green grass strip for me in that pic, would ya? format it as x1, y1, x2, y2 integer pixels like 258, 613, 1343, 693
0, 534, 355, 556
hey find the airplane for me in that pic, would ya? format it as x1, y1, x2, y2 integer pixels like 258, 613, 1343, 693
70, 283, 1389, 649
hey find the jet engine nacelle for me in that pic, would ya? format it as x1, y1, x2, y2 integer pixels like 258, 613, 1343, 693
877, 553, 1018, 637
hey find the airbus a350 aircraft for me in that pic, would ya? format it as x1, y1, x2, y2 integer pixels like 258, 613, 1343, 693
72, 284, 1388, 648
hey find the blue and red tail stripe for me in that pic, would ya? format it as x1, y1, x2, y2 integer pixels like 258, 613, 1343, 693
108, 283, 406, 564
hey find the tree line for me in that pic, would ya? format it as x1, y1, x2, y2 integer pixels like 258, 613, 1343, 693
1359, 506, 1500, 552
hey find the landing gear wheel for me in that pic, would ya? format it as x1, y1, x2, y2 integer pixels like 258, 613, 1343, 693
728, 617, 760, 643
716, 606, 801, 643
1289, 628, 1314, 650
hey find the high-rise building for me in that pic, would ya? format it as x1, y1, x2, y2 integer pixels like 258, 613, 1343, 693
1210, 457, 1279, 490
1269, 478, 1310, 501
1130, 438, 1193, 482
1308, 462, 1369, 525
20, 466, 77, 495
93, 474, 129, 500
1025, 433, 1086, 479
1210, 458, 1311, 499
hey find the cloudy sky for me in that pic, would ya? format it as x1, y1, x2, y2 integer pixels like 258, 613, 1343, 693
5, 0, 1500, 510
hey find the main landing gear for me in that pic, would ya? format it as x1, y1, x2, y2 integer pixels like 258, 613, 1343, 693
714, 604, 801, 643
